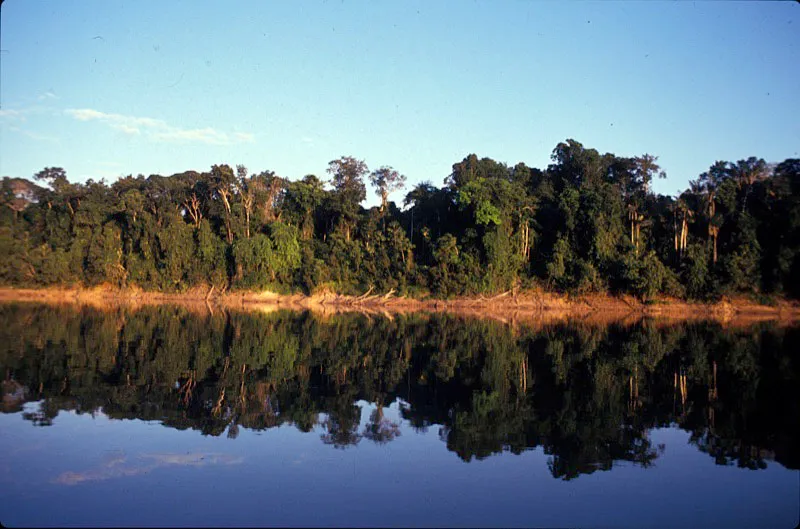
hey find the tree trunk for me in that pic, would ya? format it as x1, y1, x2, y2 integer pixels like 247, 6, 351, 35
225, 219, 233, 244
679, 214, 688, 257
674, 213, 679, 255
219, 191, 234, 243
303, 209, 314, 240
630, 219, 635, 246
713, 234, 717, 264
709, 226, 718, 265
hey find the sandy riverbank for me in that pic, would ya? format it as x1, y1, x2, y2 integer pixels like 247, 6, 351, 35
1, 286, 798, 326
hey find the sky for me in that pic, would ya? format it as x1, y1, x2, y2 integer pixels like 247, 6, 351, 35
1, 1, 798, 207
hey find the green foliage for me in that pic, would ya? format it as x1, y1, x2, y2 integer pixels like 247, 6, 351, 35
232, 234, 275, 289
457, 179, 504, 227
546, 237, 572, 288
86, 224, 121, 285
297, 241, 329, 293
156, 219, 195, 290
574, 259, 604, 294
681, 243, 711, 300
266, 222, 302, 284
621, 250, 674, 301
323, 232, 364, 294
2, 146, 797, 301
434, 234, 460, 268
482, 228, 521, 291
194, 219, 228, 288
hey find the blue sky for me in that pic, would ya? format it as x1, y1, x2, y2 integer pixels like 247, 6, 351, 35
1, 1, 798, 207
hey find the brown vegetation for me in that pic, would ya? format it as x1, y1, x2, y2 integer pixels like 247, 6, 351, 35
1, 286, 798, 327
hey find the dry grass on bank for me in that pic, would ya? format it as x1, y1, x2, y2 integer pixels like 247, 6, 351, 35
1, 285, 798, 327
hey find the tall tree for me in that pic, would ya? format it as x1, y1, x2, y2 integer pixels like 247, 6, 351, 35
633, 154, 666, 195
730, 157, 768, 210
210, 164, 237, 244
284, 175, 325, 240
327, 156, 368, 242
369, 166, 406, 213
237, 165, 254, 239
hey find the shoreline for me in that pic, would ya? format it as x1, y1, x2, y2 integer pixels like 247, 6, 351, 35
1, 286, 799, 325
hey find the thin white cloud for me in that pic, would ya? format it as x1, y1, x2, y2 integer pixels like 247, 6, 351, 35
151, 126, 227, 144
6, 125, 59, 143
21, 129, 60, 143
65, 108, 255, 146
0, 109, 24, 121
234, 132, 255, 142
115, 124, 141, 135
0, 105, 57, 122
38, 91, 59, 101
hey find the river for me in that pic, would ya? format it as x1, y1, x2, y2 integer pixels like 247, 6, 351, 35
0, 303, 797, 528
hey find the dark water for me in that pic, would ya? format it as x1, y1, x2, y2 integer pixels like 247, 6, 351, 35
0, 303, 798, 528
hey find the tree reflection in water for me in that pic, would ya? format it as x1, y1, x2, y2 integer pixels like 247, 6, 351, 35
1, 303, 797, 478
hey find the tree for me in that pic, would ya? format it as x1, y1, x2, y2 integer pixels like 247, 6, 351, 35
237, 165, 254, 239
722, 212, 761, 293
404, 181, 455, 264
695, 161, 730, 265
447, 154, 509, 190
210, 164, 237, 244
547, 140, 611, 190
251, 170, 285, 226
34, 167, 81, 219
633, 154, 666, 195
33, 167, 69, 194
327, 156, 368, 241
284, 175, 325, 240
3, 141, 800, 302
729, 157, 768, 210
363, 403, 401, 445
369, 166, 406, 213
1, 178, 42, 220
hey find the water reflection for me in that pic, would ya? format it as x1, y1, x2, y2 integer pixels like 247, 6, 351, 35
1, 303, 798, 480
54, 451, 244, 486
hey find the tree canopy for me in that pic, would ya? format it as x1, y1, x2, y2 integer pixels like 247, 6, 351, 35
2, 141, 798, 300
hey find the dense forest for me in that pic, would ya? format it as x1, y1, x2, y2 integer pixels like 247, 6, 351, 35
2, 140, 798, 300
2, 304, 798, 476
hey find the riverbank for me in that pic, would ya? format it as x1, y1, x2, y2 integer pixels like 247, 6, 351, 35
1, 286, 798, 324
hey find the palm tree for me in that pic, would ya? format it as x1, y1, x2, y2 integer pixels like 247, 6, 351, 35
730, 157, 768, 211
693, 169, 724, 265
675, 198, 693, 260
627, 204, 645, 251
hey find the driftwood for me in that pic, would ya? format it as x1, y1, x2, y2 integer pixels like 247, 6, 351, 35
355, 286, 374, 301
477, 290, 511, 303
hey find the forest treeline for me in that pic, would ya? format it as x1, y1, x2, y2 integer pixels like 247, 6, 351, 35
2, 304, 798, 476
2, 139, 798, 300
